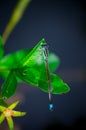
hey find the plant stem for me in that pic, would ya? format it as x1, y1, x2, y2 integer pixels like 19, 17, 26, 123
2, 0, 31, 45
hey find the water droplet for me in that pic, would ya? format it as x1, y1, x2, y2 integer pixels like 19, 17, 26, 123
49, 103, 54, 111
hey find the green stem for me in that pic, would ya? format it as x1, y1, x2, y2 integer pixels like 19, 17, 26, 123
2, 0, 31, 45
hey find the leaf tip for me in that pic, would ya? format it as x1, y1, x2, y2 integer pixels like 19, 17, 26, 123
21, 112, 27, 116
40, 38, 46, 45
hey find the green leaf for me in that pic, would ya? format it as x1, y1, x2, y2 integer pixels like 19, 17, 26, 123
0, 49, 30, 69
0, 38, 45, 81
6, 117, 14, 130
0, 105, 6, 112
0, 114, 5, 124
17, 66, 70, 94
0, 38, 60, 80
15, 64, 70, 94
15, 38, 58, 83
0, 49, 30, 78
15, 66, 41, 86
1, 71, 17, 99
51, 74, 70, 94
38, 73, 70, 94
0, 48, 58, 70
15, 38, 47, 85
0, 38, 68, 95
0, 36, 4, 60
9, 101, 19, 109
13, 111, 26, 117
48, 52, 60, 72
0, 71, 10, 79
14, 38, 70, 95
0, 48, 60, 79
15, 38, 60, 72
19, 38, 47, 67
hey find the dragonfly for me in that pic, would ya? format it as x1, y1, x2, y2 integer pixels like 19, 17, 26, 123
41, 43, 54, 111
19, 39, 54, 111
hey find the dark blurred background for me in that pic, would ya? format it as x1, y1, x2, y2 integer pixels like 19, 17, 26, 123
0, 0, 86, 130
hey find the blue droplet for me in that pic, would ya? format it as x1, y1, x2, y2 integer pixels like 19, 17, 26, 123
49, 103, 54, 111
